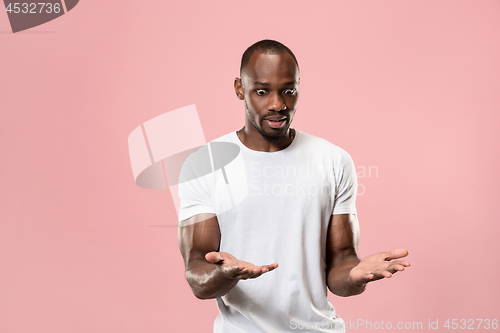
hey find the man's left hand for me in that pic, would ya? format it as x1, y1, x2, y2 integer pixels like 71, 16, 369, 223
349, 248, 411, 286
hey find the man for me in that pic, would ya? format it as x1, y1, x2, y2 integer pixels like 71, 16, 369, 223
177, 39, 410, 332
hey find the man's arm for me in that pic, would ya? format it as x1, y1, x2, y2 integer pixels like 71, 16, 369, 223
178, 214, 278, 299
326, 214, 411, 297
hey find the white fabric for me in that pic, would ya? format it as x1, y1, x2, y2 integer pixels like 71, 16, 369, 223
178, 130, 358, 332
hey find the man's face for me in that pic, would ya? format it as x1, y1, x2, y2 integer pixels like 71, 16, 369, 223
236, 51, 300, 143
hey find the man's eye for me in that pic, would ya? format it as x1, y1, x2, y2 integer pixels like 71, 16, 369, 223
284, 89, 296, 95
256, 89, 267, 96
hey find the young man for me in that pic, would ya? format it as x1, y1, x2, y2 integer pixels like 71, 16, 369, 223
177, 40, 410, 332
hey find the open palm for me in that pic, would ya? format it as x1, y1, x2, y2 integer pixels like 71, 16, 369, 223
205, 251, 278, 280
350, 249, 411, 285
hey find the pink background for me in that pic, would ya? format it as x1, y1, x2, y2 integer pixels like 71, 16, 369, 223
1, 1, 499, 332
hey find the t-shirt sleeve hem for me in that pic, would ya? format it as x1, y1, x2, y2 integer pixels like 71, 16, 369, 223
178, 206, 217, 223
332, 209, 357, 215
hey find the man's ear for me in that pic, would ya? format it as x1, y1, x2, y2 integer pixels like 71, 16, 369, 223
234, 78, 244, 100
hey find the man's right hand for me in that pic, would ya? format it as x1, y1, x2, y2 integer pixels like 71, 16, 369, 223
205, 252, 278, 280
179, 214, 278, 298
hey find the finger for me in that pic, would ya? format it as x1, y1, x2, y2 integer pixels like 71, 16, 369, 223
239, 268, 259, 280
205, 252, 223, 263
257, 265, 275, 274
390, 264, 406, 272
384, 249, 409, 261
235, 271, 249, 280
253, 266, 268, 274
225, 266, 243, 278
263, 263, 279, 271
399, 261, 411, 267
363, 273, 374, 282
388, 261, 411, 268
246, 264, 277, 274
238, 267, 256, 277
239, 264, 277, 279
381, 271, 392, 278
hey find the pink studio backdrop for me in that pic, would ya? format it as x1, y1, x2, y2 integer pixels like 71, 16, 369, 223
1, 1, 499, 332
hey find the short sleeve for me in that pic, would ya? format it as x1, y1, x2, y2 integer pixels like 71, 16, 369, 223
332, 149, 358, 215
177, 148, 216, 222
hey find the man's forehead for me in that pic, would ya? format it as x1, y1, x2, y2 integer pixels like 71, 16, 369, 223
241, 51, 299, 82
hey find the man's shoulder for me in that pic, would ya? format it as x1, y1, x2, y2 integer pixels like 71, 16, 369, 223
209, 131, 238, 144
182, 132, 238, 164
180, 132, 240, 177
297, 130, 351, 159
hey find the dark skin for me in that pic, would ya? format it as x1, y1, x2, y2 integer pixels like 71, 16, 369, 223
234, 51, 299, 152
178, 51, 411, 300
178, 215, 278, 299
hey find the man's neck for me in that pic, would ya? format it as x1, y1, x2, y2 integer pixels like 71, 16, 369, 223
236, 127, 295, 152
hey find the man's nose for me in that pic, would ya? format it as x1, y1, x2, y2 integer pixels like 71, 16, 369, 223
268, 92, 286, 111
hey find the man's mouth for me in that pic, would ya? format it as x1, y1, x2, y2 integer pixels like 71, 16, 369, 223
264, 118, 287, 129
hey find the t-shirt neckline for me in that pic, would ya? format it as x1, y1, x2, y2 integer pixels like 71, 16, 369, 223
232, 129, 301, 154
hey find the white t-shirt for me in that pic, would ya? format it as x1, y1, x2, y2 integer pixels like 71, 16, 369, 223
178, 130, 358, 333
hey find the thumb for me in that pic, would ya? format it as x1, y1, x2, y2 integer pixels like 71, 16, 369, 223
205, 252, 223, 263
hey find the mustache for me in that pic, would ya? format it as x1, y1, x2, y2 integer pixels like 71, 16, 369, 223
263, 112, 288, 119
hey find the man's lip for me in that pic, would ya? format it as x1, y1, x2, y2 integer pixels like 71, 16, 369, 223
265, 117, 287, 121
264, 118, 287, 129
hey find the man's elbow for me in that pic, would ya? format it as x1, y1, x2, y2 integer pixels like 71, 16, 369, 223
328, 283, 366, 297
327, 267, 366, 297
186, 272, 215, 300
192, 289, 211, 300
190, 284, 220, 300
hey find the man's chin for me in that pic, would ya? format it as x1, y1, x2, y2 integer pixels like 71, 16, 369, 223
260, 129, 288, 143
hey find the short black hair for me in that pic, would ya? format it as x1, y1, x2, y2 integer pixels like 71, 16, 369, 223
240, 39, 299, 75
